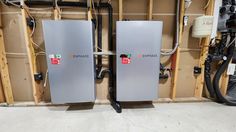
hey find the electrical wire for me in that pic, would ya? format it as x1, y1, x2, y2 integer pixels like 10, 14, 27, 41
205, 33, 236, 105
24, 9, 36, 37
161, 0, 179, 56
22, 2, 46, 52
91, 0, 98, 23
3, 0, 21, 8
213, 41, 236, 105
31, 39, 45, 52
54, 0, 62, 18
226, 34, 236, 48
184, 0, 192, 9
3, 0, 45, 52
43, 69, 48, 88
95, 46, 110, 53
204, 0, 211, 9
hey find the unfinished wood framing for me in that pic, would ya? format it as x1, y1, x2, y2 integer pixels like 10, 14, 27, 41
0, 0, 211, 102
0, 97, 210, 107
0, 7, 5, 103
0, 7, 14, 104
147, 0, 153, 20
170, 0, 185, 99
194, 0, 215, 98
0, 28, 14, 104
21, 7, 42, 103
118, 0, 123, 21
0, 81, 4, 103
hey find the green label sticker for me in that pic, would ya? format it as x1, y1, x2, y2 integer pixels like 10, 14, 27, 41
55, 54, 61, 58
127, 54, 131, 58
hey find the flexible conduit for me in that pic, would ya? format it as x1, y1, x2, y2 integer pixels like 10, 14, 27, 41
205, 33, 236, 105
213, 35, 236, 105
161, 0, 179, 56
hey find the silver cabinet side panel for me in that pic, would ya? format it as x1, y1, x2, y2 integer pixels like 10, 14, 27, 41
42, 20, 95, 104
116, 21, 163, 101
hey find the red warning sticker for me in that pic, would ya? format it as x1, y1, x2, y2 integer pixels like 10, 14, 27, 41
51, 58, 60, 65
120, 54, 131, 64
121, 57, 131, 64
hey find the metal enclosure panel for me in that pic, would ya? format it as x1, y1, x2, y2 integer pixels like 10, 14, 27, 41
116, 21, 163, 101
42, 20, 95, 104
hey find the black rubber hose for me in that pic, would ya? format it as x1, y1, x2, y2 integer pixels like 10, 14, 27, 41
96, 14, 103, 77
204, 56, 216, 98
213, 36, 236, 106
204, 33, 228, 100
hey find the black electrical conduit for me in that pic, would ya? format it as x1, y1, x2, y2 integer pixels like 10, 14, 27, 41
204, 34, 228, 99
204, 56, 215, 98
205, 34, 236, 105
5, 0, 121, 113
213, 36, 236, 105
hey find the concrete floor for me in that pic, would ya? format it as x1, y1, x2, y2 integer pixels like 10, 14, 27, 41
0, 102, 236, 132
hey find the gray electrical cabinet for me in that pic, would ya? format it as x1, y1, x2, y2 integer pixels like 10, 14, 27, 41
42, 20, 95, 104
116, 21, 163, 101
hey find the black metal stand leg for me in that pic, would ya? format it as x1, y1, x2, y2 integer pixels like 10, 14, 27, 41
110, 99, 122, 113
109, 87, 122, 113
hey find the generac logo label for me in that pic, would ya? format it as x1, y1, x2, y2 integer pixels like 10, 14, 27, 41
72, 54, 89, 58
142, 54, 158, 57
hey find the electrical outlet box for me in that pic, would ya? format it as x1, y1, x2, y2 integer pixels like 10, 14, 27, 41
116, 21, 163, 101
42, 20, 95, 104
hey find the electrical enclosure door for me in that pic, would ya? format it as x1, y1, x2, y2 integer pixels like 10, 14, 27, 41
116, 21, 163, 101
42, 20, 95, 104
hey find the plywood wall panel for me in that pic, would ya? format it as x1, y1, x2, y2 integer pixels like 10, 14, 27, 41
1, 9, 35, 101
176, 51, 200, 97
153, 0, 176, 13
185, 0, 207, 14
7, 57, 34, 101
153, 15, 175, 49
123, 0, 148, 13
2, 14, 26, 53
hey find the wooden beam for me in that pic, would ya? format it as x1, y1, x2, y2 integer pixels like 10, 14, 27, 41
220, 70, 229, 96
170, 0, 185, 99
119, 0, 123, 21
0, 6, 14, 104
220, 59, 232, 96
0, 29, 14, 104
147, 0, 153, 20
0, 6, 5, 103
0, 79, 5, 103
0, 97, 210, 106
194, 0, 215, 98
21, 8, 42, 103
